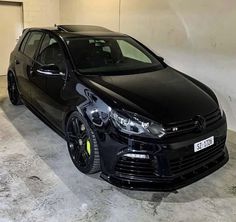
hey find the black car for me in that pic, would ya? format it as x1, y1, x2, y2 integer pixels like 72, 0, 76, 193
7, 25, 228, 191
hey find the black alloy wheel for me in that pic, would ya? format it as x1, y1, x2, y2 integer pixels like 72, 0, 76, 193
66, 112, 100, 174
7, 72, 22, 105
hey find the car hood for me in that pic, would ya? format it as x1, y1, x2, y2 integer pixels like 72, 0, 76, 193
81, 67, 218, 124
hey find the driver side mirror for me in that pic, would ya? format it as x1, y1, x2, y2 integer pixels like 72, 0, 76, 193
37, 64, 65, 77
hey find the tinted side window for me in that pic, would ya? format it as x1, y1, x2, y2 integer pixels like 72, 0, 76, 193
24, 32, 43, 59
19, 32, 30, 53
37, 34, 66, 72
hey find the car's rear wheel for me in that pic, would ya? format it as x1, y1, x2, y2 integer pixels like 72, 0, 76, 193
7, 72, 22, 105
65, 111, 101, 174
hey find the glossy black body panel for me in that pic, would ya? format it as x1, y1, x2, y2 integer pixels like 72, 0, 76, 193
81, 68, 218, 123
8, 26, 228, 191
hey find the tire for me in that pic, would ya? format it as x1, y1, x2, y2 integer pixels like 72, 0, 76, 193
7, 72, 23, 105
65, 111, 101, 174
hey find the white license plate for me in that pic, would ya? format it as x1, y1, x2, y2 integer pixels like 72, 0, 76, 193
194, 136, 214, 152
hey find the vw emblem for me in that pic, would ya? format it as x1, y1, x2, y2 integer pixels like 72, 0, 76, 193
194, 115, 206, 131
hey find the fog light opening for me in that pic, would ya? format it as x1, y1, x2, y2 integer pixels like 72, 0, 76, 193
123, 153, 150, 159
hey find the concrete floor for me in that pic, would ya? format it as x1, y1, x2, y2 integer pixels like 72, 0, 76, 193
0, 76, 236, 222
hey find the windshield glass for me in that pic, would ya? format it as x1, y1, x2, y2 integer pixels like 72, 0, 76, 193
65, 37, 164, 75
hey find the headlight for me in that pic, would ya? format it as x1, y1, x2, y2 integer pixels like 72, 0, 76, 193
211, 89, 224, 116
110, 110, 165, 138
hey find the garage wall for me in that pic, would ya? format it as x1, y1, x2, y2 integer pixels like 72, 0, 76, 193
61, 0, 236, 131
60, 0, 119, 31
0, 0, 60, 27
0, 2, 23, 75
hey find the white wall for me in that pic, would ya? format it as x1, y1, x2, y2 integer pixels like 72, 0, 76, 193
60, 0, 119, 31
0, 2, 23, 75
24, 0, 60, 28
0, 0, 60, 28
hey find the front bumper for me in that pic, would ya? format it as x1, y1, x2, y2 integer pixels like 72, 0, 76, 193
98, 118, 228, 191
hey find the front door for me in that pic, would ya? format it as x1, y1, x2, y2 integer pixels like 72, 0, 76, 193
32, 33, 68, 129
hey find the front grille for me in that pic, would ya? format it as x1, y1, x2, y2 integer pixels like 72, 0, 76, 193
115, 156, 156, 178
165, 109, 222, 137
205, 109, 222, 127
169, 137, 226, 175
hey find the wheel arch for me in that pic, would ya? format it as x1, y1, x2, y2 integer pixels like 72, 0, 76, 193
63, 109, 77, 135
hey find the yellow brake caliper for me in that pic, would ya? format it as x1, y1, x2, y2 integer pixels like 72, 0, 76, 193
86, 139, 91, 156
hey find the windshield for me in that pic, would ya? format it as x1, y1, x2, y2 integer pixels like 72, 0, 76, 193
65, 37, 164, 75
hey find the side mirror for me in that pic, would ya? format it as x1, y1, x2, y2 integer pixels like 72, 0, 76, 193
37, 64, 65, 77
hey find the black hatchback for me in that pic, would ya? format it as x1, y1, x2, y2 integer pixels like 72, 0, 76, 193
7, 25, 228, 191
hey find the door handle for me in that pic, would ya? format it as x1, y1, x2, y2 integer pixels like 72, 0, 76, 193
15, 59, 20, 65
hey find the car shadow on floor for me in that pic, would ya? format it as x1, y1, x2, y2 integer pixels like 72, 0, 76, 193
1, 94, 236, 205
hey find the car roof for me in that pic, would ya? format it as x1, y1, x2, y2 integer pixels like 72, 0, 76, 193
26, 25, 128, 38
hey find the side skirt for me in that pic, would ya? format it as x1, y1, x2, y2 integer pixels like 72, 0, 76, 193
22, 98, 66, 140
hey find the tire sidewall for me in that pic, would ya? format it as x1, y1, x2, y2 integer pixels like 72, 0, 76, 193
7, 72, 21, 105
66, 111, 97, 174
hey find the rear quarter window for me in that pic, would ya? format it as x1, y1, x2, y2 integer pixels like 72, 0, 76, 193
19, 32, 30, 53
23, 31, 44, 59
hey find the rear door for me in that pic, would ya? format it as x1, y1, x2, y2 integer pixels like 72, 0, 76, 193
15, 31, 44, 102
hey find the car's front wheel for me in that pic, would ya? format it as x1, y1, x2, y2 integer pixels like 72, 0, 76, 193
65, 111, 101, 174
7, 72, 22, 105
